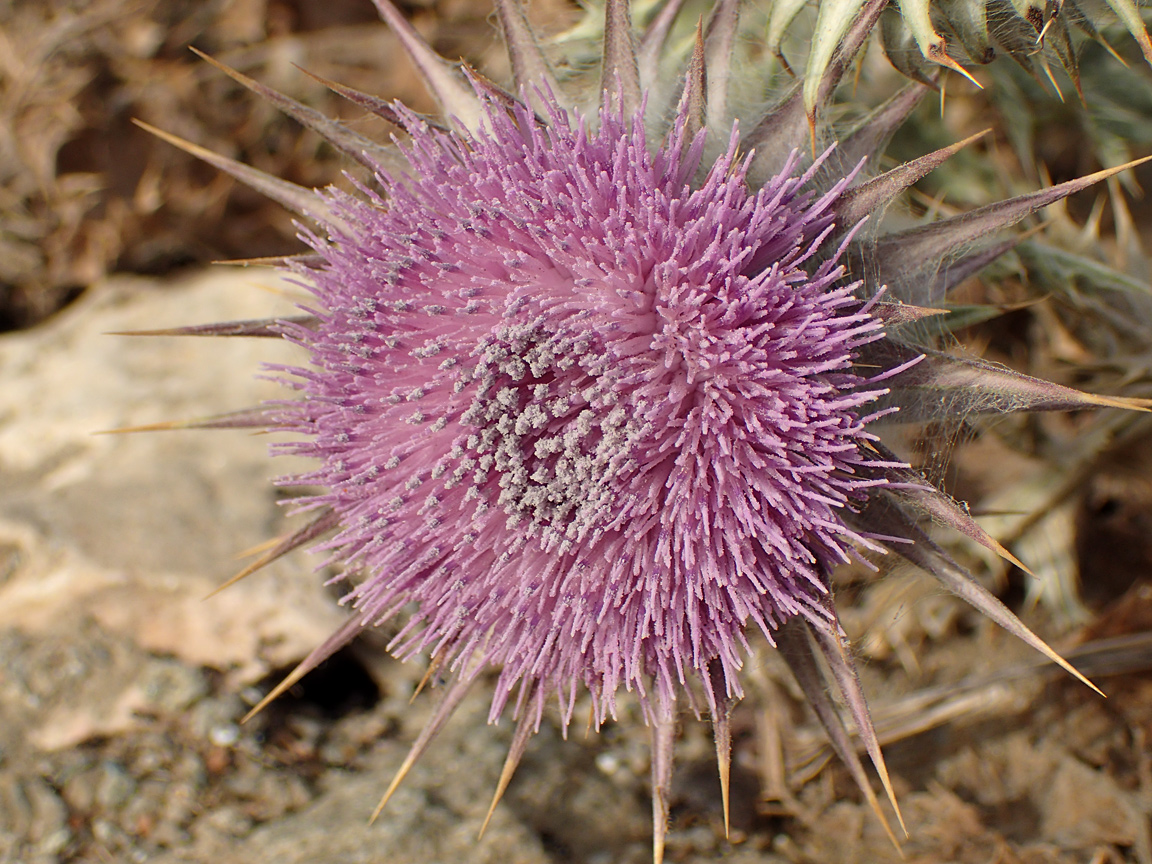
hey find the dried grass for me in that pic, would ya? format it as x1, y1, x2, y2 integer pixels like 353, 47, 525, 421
0, 0, 501, 330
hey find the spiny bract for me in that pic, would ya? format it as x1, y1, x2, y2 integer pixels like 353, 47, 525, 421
135, 0, 1149, 859
559, 0, 1152, 125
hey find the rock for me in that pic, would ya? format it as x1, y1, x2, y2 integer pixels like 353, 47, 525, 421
0, 269, 348, 710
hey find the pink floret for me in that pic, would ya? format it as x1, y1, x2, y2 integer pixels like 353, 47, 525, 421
273, 92, 887, 729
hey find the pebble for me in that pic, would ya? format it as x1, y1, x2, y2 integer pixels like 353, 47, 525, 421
209, 723, 240, 747
194, 805, 253, 840
96, 760, 137, 810
62, 762, 100, 812
187, 695, 245, 742
139, 660, 209, 713
0, 773, 33, 835
0, 775, 70, 857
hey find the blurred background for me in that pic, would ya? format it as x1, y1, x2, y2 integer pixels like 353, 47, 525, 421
3, 0, 1152, 862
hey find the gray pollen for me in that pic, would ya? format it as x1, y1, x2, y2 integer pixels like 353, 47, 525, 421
444, 324, 645, 543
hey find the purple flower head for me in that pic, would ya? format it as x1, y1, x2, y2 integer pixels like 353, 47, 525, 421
136, 0, 1147, 858
280, 93, 885, 731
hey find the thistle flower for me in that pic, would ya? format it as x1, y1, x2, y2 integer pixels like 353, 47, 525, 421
131, 0, 1150, 859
